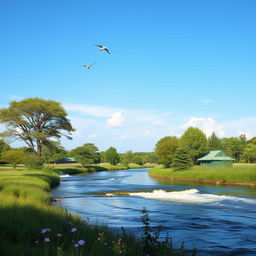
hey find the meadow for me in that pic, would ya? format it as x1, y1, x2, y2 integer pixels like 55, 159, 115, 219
149, 164, 256, 185
0, 165, 193, 256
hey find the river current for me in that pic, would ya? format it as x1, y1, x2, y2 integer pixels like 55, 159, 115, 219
52, 168, 256, 255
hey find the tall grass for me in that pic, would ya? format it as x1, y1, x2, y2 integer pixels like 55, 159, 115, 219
149, 165, 256, 184
0, 167, 193, 256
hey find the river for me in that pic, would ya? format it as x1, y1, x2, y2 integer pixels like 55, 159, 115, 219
52, 168, 256, 255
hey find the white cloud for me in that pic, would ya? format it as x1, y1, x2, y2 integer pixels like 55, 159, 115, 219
64, 103, 120, 118
181, 117, 225, 137
107, 112, 125, 127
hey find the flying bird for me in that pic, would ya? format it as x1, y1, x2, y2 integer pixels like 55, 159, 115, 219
95, 44, 111, 54
80, 63, 96, 69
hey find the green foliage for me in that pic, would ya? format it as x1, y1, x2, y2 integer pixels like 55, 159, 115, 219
105, 147, 120, 165
179, 127, 208, 164
70, 143, 100, 166
132, 156, 143, 165
222, 136, 246, 162
0, 97, 74, 157
172, 148, 193, 171
24, 153, 44, 169
0, 149, 25, 167
208, 132, 223, 151
140, 208, 172, 256
0, 139, 11, 154
155, 136, 179, 167
243, 143, 256, 163
41, 142, 67, 164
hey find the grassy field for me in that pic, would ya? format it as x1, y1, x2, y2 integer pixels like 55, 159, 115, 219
149, 164, 256, 184
0, 166, 193, 256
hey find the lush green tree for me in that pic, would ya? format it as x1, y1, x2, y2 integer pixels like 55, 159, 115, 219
41, 141, 67, 163
243, 143, 256, 163
143, 152, 157, 164
208, 132, 223, 151
179, 127, 208, 164
70, 143, 100, 166
222, 136, 246, 162
0, 139, 11, 153
0, 98, 74, 157
172, 148, 193, 171
155, 136, 179, 167
105, 147, 120, 165
132, 156, 143, 165
122, 150, 134, 163
0, 149, 25, 167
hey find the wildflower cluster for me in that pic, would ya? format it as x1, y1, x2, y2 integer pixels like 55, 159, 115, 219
33, 224, 86, 251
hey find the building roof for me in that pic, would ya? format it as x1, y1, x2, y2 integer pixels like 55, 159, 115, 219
197, 150, 235, 161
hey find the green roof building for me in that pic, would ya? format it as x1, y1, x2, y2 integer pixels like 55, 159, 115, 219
197, 150, 235, 166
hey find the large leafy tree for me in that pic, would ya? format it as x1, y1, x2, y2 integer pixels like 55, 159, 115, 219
70, 143, 100, 166
179, 127, 207, 164
105, 147, 120, 165
208, 132, 223, 151
0, 98, 74, 157
155, 136, 179, 167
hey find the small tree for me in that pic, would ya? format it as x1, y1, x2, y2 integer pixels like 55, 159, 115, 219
105, 147, 119, 165
0, 149, 25, 168
70, 143, 100, 166
172, 148, 193, 171
155, 136, 179, 167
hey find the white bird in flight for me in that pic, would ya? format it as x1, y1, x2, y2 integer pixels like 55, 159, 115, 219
95, 44, 111, 54
81, 63, 96, 69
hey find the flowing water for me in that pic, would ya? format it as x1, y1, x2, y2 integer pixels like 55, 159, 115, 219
52, 168, 256, 255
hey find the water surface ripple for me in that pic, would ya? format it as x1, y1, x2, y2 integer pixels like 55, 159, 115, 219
52, 168, 256, 255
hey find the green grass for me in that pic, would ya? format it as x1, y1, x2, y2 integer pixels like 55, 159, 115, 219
149, 164, 256, 184
0, 166, 193, 256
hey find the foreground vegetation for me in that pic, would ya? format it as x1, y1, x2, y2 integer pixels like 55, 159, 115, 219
0, 167, 194, 256
149, 164, 256, 184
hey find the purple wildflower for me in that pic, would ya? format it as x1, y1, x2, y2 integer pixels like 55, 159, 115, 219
46, 228, 51, 232
78, 240, 85, 246
44, 237, 50, 242
57, 233, 63, 237
34, 240, 40, 244
41, 228, 48, 234
71, 227, 77, 232
74, 243, 79, 248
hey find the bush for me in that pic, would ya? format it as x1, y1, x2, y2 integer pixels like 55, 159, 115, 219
24, 153, 44, 169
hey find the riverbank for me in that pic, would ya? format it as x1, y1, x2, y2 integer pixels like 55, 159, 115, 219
0, 166, 193, 256
149, 165, 256, 186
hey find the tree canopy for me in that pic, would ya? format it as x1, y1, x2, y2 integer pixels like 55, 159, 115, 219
70, 143, 100, 166
208, 132, 223, 151
0, 98, 74, 157
105, 147, 120, 165
155, 136, 179, 167
179, 127, 207, 164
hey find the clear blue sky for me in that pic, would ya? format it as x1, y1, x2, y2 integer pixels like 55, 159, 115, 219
0, 0, 256, 152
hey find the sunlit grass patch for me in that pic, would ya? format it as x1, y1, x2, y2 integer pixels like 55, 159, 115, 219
149, 165, 256, 184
